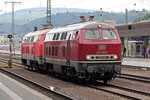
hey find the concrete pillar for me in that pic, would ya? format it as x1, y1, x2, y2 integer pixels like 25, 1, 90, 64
143, 36, 148, 58
143, 36, 148, 49
121, 37, 124, 46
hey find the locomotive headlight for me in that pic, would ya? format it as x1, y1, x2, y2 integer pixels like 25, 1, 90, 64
113, 55, 118, 59
86, 55, 91, 60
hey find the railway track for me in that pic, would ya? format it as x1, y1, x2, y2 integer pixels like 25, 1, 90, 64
119, 73, 150, 84
0, 57, 23, 67
1, 52, 150, 99
0, 67, 74, 100
87, 82, 150, 100
1, 53, 150, 84
0, 53, 75, 100
0, 54, 21, 60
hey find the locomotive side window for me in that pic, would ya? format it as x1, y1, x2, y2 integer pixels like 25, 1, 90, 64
53, 34, 56, 40
34, 35, 40, 42
64, 32, 67, 40
60, 33, 64, 40
37, 35, 40, 42
60, 32, 68, 40
84, 30, 100, 40
56, 33, 60, 40
27, 37, 31, 42
67, 31, 73, 40
102, 30, 117, 39
31, 36, 35, 42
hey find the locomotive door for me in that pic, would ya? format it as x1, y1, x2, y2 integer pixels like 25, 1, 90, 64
67, 33, 71, 65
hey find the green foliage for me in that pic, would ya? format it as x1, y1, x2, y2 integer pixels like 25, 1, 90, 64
133, 13, 150, 23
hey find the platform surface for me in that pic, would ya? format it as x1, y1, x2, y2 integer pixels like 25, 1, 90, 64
0, 72, 52, 100
122, 57, 150, 67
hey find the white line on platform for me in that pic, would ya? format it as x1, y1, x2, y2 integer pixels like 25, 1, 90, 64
0, 82, 23, 100
0, 72, 52, 100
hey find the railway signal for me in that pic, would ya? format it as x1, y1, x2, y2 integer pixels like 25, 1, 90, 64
7, 34, 13, 67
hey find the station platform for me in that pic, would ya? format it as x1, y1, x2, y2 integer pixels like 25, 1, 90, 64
0, 72, 52, 100
122, 57, 150, 68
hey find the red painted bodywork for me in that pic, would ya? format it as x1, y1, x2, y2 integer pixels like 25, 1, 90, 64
21, 34, 45, 57
44, 28, 122, 62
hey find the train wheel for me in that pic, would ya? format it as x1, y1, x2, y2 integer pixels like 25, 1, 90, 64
27, 66, 30, 70
84, 72, 91, 81
103, 79, 108, 85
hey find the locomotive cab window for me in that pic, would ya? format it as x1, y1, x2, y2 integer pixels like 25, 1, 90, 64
84, 30, 100, 40
102, 30, 117, 39
72, 31, 79, 40
23, 37, 27, 43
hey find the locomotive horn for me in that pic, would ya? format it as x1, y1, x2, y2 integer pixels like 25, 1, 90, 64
80, 16, 86, 22
88, 16, 94, 21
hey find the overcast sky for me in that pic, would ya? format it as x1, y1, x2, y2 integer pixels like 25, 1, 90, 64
0, 0, 150, 14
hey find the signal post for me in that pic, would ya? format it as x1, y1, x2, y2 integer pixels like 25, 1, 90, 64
8, 34, 13, 67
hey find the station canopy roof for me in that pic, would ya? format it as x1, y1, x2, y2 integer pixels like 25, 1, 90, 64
115, 21, 150, 37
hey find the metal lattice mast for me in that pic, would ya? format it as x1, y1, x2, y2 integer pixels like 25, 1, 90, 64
5, 1, 21, 54
47, 0, 51, 26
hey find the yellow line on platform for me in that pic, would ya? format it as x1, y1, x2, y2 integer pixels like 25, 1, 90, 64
0, 65, 16, 67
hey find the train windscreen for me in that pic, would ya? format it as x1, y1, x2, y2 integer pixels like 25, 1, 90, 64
102, 30, 117, 39
84, 30, 100, 40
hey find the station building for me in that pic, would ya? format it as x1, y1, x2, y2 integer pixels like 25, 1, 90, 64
115, 21, 150, 58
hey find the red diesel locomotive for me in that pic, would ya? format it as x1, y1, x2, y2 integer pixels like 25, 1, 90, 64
21, 29, 50, 66
21, 21, 122, 83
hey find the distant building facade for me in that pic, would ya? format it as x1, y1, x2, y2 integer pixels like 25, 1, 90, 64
0, 32, 9, 45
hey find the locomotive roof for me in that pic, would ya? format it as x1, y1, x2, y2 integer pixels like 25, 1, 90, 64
24, 29, 50, 37
24, 21, 115, 37
46, 21, 115, 34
